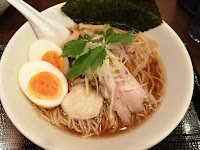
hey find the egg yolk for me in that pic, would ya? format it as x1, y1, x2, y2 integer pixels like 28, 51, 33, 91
42, 51, 65, 73
28, 72, 62, 100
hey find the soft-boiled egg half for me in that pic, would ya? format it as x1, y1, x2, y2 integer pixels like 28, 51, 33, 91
18, 61, 68, 108
29, 39, 69, 74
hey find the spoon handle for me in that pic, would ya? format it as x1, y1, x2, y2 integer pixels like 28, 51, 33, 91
7, 0, 70, 46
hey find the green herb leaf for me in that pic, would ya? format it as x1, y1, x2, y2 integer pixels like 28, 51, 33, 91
63, 28, 137, 79
84, 34, 90, 39
66, 46, 106, 78
104, 28, 114, 44
90, 47, 106, 71
105, 28, 136, 44
94, 30, 104, 34
61, 39, 87, 58
105, 28, 115, 41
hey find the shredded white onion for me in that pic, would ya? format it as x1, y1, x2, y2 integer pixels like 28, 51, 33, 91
85, 74, 89, 97
94, 44, 131, 120
73, 78, 85, 85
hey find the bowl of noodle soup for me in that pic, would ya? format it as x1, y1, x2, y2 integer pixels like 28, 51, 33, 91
0, 3, 194, 150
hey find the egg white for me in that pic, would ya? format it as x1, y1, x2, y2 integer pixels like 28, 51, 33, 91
29, 39, 69, 73
18, 60, 68, 108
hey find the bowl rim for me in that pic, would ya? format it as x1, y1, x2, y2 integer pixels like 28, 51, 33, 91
0, 2, 194, 150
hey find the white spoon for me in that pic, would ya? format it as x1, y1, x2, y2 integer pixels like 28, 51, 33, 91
7, 0, 71, 46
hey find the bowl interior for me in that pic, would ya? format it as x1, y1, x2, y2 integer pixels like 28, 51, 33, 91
0, 3, 194, 150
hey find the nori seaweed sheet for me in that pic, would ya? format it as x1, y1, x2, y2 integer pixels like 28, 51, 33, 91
61, 0, 162, 31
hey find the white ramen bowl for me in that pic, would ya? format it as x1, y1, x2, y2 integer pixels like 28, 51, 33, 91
0, 3, 194, 150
